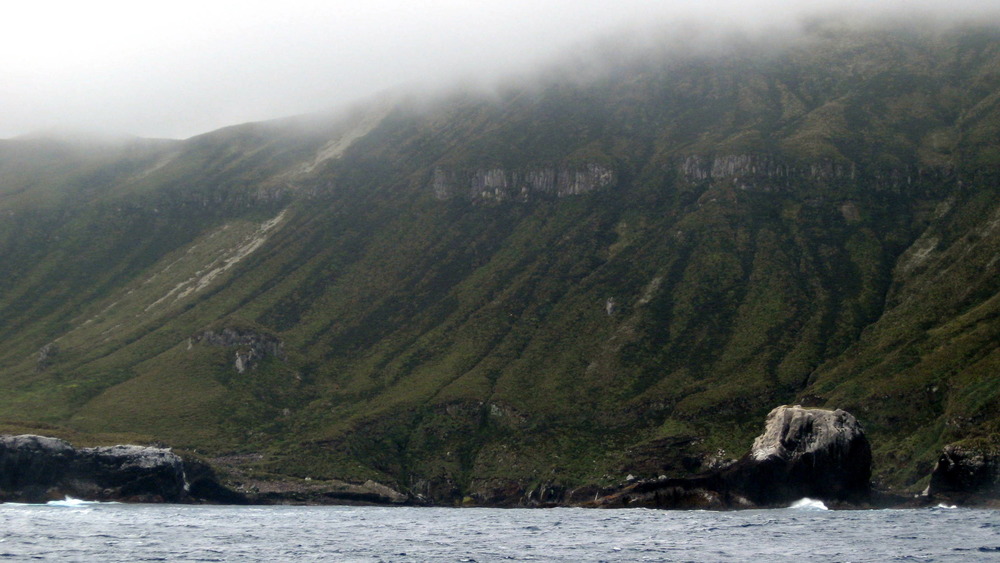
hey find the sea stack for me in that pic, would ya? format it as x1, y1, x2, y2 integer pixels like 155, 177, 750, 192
726, 405, 873, 506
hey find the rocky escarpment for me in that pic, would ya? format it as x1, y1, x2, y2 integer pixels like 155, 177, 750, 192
0, 435, 188, 503
593, 406, 872, 509
678, 153, 942, 193
191, 327, 286, 373
432, 163, 615, 202
926, 445, 1000, 506
680, 154, 852, 185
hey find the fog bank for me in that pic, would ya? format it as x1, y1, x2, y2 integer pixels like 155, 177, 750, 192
1, 0, 997, 139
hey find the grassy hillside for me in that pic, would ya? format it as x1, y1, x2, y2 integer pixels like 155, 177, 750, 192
1, 20, 998, 501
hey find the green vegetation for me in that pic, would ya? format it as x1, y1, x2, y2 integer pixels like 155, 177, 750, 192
0, 21, 998, 501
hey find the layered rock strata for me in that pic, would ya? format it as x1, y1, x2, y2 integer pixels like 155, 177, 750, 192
432, 163, 615, 202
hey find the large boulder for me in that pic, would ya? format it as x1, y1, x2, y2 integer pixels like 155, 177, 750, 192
726, 405, 872, 505
0, 435, 187, 503
0, 435, 77, 501
73, 445, 188, 501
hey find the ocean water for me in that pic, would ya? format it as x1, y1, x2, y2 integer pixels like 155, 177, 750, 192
1, 500, 998, 561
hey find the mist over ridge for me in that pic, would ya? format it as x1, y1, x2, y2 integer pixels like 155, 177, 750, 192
1, 3, 1000, 508
3, 1, 1000, 141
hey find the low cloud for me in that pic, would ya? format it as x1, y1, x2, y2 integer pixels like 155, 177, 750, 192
1, 0, 996, 139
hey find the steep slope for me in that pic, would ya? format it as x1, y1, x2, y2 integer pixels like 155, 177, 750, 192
1, 21, 998, 502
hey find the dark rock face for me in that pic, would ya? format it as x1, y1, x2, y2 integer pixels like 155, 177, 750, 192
593, 406, 872, 509
409, 476, 462, 505
0, 435, 76, 501
181, 457, 250, 504
729, 405, 872, 505
0, 435, 187, 503
927, 445, 1000, 505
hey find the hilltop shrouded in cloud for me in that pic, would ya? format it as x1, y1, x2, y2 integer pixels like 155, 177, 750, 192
1, 0, 997, 139
1, 8, 1000, 508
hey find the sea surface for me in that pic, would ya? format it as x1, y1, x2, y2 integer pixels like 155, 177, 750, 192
0, 499, 997, 561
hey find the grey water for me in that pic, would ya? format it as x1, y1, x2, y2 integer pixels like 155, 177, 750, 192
1, 500, 998, 562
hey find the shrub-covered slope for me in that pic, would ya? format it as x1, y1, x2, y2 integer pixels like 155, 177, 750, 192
1, 21, 998, 501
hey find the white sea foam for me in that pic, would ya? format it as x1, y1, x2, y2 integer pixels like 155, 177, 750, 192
789, 497, 829, 510
935, 503, 958, 509
46, 497, 115, 507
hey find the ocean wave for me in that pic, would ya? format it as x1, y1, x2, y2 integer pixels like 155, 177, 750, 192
789, 498, 828, 510
46, 497, 117, 507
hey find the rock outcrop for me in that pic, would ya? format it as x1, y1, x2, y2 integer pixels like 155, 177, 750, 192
729, 405, 872, 505
36, 342, 58, 372
0, 433, 418, 506
432, 163, 615, 203
677, 153, 937, 192
191, 327, 286, 374
926, 444, 1000, 506
679, 154, 857, 187
0, 435, 187, 503
592, 405, 872, 509
179, 456, 250, 504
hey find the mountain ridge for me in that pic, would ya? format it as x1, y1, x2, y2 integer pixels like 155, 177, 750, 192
1, 20, 998, 503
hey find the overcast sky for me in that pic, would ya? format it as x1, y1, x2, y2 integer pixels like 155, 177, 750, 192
1, 1, 996, 140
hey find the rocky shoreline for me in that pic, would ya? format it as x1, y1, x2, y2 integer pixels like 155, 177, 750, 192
2, 406, 997, 508
0, 435, 188, 504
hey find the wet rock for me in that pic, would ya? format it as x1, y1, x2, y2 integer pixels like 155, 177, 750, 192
0, 435, 188, 503
0, 435, 75, 500
522, 481, 566, 506
181, 457, 249, 504
73, 445, 187, 502
409, 476, 462, 504
360, 480, 409, 504
563, 484, 618, 505
729, 405, 872, 505
590, 405, 872, 509
927, 444, 1000, 505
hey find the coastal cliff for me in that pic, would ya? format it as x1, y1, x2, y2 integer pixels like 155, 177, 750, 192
8, 411, 1000, 509
0, 435, 187, 503
0, 23, 998, 505
592, 406, 872, 509
0, 434, 415, 506
926, 445, 1000, 507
